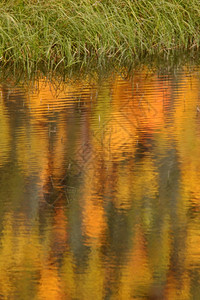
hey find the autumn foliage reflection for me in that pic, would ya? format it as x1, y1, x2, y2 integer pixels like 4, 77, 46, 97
0, 68, 200, 299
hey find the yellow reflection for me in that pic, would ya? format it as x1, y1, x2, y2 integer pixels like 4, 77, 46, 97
1, 69, 200, 300
118, 226, 152, 299
38, 267, 62, 300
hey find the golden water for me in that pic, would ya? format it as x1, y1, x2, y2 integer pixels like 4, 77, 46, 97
0, 67, 200, 299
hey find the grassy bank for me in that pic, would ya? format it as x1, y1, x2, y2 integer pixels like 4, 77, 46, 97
1, 0, 200, 73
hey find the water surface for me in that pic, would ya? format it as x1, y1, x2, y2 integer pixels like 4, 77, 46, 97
0, 67, 200, 299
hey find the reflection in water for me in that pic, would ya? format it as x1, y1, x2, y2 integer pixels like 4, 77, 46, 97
0, 68, 200, 299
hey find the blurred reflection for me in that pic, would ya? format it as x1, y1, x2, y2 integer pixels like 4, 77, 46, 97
0, 68, 200, 299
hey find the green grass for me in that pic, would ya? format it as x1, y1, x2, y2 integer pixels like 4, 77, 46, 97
0, 0, 200, 74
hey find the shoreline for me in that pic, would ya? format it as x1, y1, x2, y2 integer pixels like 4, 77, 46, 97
1, 0, 200, 73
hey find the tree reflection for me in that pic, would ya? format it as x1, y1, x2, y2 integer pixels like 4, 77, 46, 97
0, 68, 200, 299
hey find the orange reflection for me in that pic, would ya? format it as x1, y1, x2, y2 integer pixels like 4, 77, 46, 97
1, 68, 200, 300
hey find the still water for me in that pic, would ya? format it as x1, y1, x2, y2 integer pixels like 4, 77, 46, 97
0, 67, 200, 299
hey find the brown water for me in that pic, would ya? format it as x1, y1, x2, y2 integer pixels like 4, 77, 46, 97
0, 67, 200, 299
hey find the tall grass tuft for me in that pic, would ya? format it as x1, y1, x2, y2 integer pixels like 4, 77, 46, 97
0, 0, 200, 74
